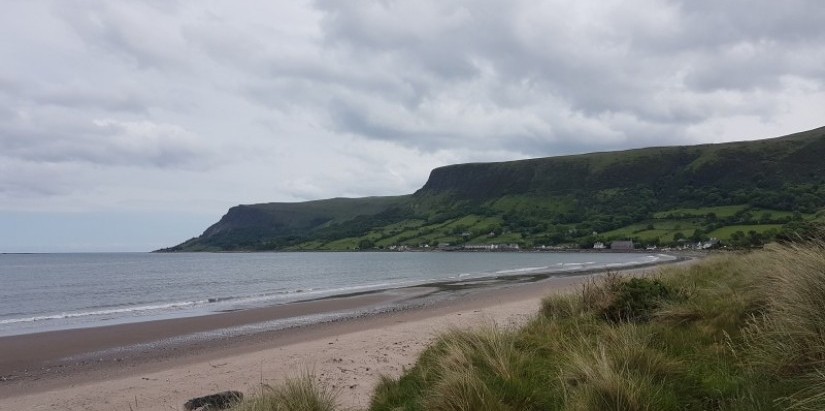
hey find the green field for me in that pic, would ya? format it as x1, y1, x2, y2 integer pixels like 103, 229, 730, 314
319, 237, 360, 250
653, 205, 748, 219
355, 215, 505, 248
601, 220, 702, 243
709, 224, 783, 239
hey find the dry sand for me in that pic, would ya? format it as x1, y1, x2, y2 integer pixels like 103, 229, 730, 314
0, 261, 690, 410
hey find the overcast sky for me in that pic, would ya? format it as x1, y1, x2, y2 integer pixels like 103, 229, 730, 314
2, 1, 824, 252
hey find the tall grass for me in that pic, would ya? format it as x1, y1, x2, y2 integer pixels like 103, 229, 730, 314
559, 325, 682, 411
370, 325, 540, 411
741, 240, 825, 410
232, 372, 339, 411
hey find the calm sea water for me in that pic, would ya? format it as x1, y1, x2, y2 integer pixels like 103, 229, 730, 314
0, 252, 673, 336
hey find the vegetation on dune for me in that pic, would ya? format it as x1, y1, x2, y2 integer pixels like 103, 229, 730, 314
232, 373, 339, 411
368, 240, 825, 410
239, 239, 825, 410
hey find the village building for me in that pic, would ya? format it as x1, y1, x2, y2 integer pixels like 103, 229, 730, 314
463, 244, 496, 251
610, 240, 635, 250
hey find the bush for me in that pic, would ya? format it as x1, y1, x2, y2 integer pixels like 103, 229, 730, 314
582, 275, 673, 323
603, 277, 671, 323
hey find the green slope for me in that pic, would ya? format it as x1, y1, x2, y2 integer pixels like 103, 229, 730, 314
161, 196, 409, 251
162, 126, 825, 251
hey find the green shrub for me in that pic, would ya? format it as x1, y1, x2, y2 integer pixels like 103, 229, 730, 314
601, 277, 672, 323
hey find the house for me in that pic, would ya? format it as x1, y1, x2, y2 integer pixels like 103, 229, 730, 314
610, 240, 635, 250
496, 244, 521, 251
464, 244, 495, 251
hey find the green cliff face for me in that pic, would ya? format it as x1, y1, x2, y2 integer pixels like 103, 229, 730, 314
162, 126, 825, 251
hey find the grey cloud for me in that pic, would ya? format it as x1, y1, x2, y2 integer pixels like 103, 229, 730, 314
54, 2, 190, 71
318, 2, 481, 77
0, 158, 78, 198
677, 0, 825, 44
2, 0, 824, 213
292, 0, 824, 154
0, 113, 211, 169
32, 86, 149, 113
0, 104, 14, 122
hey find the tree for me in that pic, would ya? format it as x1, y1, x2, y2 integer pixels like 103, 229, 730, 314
691, 228, 707, 242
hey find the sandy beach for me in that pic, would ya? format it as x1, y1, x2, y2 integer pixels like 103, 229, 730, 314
0, 259, 690, 410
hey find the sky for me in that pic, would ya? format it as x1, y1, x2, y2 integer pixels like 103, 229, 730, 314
1, 1, 824, 252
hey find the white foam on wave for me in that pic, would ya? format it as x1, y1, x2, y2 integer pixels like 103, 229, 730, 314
216, 278, 436, 310
0, 300, 207, 325
0, 277, 435, 328
495, 266, 550, 275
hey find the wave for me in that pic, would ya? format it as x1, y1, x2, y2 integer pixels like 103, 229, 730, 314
0, 288, 313, 325
0, 300, 207, 325
0, 283, 396, 326
495, 266, 551, 275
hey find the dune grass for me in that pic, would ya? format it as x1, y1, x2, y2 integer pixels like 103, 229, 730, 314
231, 373, 339, 411
237, 239, 825, 410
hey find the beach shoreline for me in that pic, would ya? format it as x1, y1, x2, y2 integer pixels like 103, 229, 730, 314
0, 255, 695, 410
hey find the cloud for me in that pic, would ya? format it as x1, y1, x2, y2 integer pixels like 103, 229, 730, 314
32, 84, 149, 113
172, 0, 819, 160
0, 112, 211, 168
0, 158, 78, 198
55, 1, 190, 71
1, 0, 824, 250
3, 1, 823, 172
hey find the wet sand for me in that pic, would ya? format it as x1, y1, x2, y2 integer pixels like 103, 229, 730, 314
0, 257, 693, 410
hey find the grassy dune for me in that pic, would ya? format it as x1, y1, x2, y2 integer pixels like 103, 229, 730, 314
235, 240, 825, 410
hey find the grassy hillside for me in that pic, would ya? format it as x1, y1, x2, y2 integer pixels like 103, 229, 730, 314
163, 126, 825, 251
233, 239, 825, 410
161, 196, 409, 251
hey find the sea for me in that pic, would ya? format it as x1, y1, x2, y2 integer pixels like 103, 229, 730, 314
0, 251, 675, 337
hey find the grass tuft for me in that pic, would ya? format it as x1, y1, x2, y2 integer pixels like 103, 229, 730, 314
560, 326, 681, 411
233, 372, 339, 411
